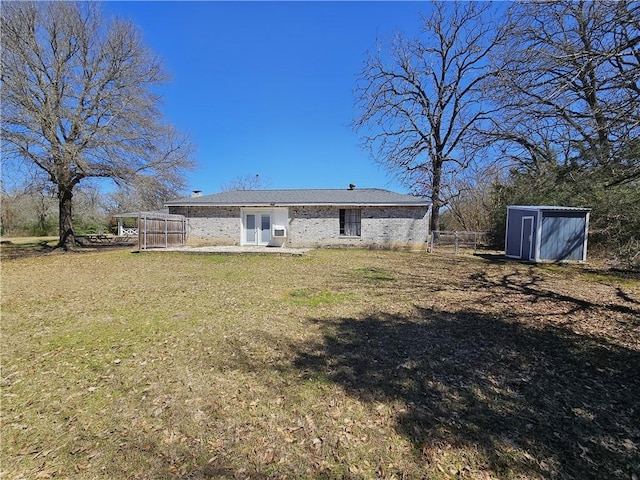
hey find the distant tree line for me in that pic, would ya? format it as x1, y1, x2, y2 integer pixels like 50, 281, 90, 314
0, 181, 161, 237
355, 0, 639, 266
0, 171, 273, 237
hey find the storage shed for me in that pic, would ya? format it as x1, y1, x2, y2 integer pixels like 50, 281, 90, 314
505, 206, 590, 263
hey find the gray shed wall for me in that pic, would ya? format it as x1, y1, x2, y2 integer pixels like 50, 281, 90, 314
540, 212, 587, 262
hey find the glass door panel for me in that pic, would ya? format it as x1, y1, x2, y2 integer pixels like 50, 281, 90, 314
245, 214, 256, 244
261, 214, 271, 245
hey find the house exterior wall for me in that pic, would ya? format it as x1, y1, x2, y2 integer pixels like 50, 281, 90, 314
168, 204, 429, 248
169, 206, 241, 245
287, 206, 429, 248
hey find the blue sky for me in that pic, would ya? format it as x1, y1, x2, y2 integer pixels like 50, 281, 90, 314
103, 1, 431, 194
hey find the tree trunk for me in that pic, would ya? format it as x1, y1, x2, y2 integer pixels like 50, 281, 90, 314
58, 185, 76, 250
431, 197, 441, 234
430, 159, 443, 232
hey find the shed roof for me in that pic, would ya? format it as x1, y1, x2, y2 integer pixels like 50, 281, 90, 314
165, 188, 429, 207
508, 205, 591, 212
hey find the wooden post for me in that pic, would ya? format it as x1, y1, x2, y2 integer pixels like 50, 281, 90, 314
454, 231, 459, 254
164, 215, 168, 248
143, 213, 147, 250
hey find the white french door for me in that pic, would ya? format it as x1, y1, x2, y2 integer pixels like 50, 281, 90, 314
243, 212, 271, 246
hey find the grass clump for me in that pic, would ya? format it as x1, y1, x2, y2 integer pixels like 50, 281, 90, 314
287, 288, 353, 307
352, 266, 396, 282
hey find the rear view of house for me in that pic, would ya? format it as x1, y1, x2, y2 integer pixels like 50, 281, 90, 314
165, 187, 430, 249
505, 206, 590, 263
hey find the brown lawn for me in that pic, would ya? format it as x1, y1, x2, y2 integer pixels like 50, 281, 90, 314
1, 247, 638, 479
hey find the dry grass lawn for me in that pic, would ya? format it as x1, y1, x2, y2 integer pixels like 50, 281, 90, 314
1, 246, 639, 479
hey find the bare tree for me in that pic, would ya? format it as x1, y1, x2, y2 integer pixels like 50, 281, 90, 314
489, 0, 640, 176
1, 1, 195, 249
105, 175, 185, 214
220, 174, 272, 192
442, 165, 505, 232
354, 1, 507, 230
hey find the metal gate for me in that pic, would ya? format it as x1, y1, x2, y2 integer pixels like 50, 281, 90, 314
138, 212, 187, 250
429, 231, 488, 254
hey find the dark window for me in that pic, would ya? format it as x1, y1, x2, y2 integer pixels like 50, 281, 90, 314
339, 208, 361, 236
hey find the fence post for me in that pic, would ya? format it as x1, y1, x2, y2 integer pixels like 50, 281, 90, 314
165, 215, 168, 248
454, 231, 459, 254
183, 217, 187, 245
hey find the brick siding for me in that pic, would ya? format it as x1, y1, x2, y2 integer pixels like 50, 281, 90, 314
168, 205, 429, 248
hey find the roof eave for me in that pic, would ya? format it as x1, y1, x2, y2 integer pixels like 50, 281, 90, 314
165, 201, 430, 208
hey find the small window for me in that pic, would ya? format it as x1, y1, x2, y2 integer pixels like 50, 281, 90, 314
340, 208, 361, 236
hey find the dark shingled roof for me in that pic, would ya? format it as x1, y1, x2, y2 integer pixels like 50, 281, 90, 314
165, 188, 429, 207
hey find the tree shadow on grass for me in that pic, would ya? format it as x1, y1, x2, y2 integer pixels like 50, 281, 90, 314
293, 307, 640, 479
468, 270, 640, 318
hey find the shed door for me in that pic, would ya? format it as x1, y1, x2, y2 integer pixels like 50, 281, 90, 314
521, 217, 534, 261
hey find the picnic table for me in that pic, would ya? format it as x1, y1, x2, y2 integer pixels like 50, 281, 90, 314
85, 234, 110, 243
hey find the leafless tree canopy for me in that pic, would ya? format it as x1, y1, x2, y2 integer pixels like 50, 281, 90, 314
220, 174, 272, 192
105, 176, 184, 215
1, 1, 195, 249
441, 165, 505, 233
490, 0, 640, 174
354, 1, 506, 230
